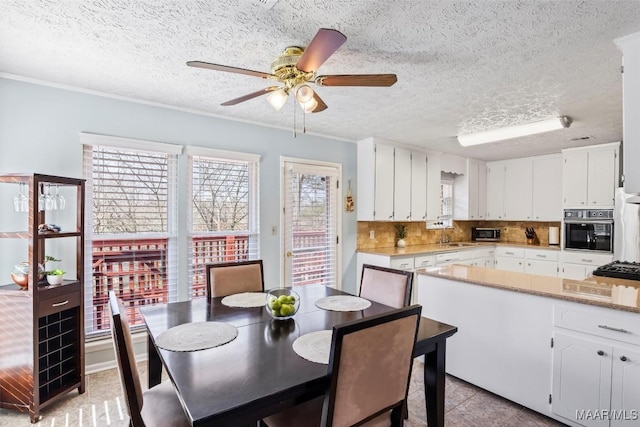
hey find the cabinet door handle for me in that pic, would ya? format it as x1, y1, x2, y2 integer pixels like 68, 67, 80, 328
598, 324, 631, 334
536, 254, 546, 258
581, 259, 593, 263
52, 300, 69, 307
620, 355, 628, 362
506, 251, 514, 255
406, 215, 410, 219
597, 350, 605, 356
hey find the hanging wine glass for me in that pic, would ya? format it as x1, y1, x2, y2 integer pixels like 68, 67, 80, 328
13, 183, 27, 212
45, 184, 55, 211
54, 184, 65, 210
38, 183, 46, 211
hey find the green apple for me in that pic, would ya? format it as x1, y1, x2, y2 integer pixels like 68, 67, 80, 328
277, 295, 289, 303
280, 304, 293, 316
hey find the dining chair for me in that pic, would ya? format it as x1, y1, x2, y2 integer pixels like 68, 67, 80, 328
108, 291, 190, 427
359, 264, 413, 308
263, 304, 422, 427
206, 259, 265, 299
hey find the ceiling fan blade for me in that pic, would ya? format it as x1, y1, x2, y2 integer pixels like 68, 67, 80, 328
315, 74, 398, 87
296, 28, 347, 73
311, 92, 328, 113
221, 86, 280, 106
187, 61, 274, 79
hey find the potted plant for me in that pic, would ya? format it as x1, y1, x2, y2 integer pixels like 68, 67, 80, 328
43, 256, 65, 285
395, 224, 407, 248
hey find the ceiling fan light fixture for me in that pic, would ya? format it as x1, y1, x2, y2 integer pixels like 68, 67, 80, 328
457, 116, 572, 147
301, 97, 318, 113
295, 84, 315, 103
267, 88, 289, 111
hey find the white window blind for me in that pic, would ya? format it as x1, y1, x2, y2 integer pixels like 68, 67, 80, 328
440, 175, 454, 228
283, 162, 339, 287
188, 153, 259, 298
83, 143, 178, 336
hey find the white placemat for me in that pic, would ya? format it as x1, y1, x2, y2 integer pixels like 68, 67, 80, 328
155, 322, 238, 352
315, 295, 371, 312
292, 330, 332, 364
221, 292, 267, 308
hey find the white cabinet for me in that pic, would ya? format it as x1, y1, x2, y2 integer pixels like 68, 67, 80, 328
552, 331, 612, 427
357, 138, 428, 221
532, 155, 563, 221
486, 161, 505, 220
560, 251, 614, 280
495, 246, 525, 273
524, 248, 559, 277
562, 143, 620, 209
552, 303, 640, 426
504, 158, 533, 220
373, 143, 395, 220
394, 147, 412, 220
454, 159, 486, 220
411, 151, 428, 221
615, 32, 640, 195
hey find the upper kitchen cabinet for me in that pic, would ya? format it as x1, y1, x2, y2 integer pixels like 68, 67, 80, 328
562, 142, 620, 209
357, 138, 428, 221
616, 32, 640, 194
454, 159, 486, 220
532, 155, 562, 221
504, 158, 533, 220
486, 161, 505, 220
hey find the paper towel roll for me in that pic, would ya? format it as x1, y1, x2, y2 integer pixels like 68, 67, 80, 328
549, 226, 560, 245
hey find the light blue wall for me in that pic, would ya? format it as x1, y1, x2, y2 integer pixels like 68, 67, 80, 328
0, 77, 359, 295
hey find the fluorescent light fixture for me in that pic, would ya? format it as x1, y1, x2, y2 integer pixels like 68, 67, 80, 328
457, 116, 572, 146
267, 88, 288, 111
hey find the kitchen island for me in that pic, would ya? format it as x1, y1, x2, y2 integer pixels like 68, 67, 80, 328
416, 265, 640, 427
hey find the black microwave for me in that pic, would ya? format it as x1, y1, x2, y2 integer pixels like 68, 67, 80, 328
472, 227, 501, 242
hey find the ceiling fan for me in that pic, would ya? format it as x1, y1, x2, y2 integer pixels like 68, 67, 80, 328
187, 28, 397, 114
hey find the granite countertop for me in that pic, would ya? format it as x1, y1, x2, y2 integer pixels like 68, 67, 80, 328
417, 265, 640, 313
357, 241, 561, 257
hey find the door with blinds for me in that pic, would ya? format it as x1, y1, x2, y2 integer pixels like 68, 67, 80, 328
282, 160, 340, 288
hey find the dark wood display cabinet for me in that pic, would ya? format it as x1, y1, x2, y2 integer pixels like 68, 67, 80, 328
0, 174, 85, 423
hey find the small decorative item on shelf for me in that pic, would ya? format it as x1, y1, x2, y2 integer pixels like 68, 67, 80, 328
46, 269, 65, 285
10, 262, 45, 289
266, 288, 300, 320
38, 223, 61, 234
344, 179, 355, 212
395, 224, 407, 248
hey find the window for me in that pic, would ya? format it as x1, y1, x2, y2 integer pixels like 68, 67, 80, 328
82, 134, 180, 336
187, 147, 260, 298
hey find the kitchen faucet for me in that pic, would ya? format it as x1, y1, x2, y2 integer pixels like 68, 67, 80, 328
437, 216, 451, 245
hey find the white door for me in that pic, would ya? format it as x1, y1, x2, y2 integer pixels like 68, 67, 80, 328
533, 155, 562, 221
552, 332, 612, 427
494, 256, 524, 273
524, 259, 558, 277
611, 346, 640, 427
587, 148, 616, 207
504, 158, 533, 220
394, 147, 412, 221
410, 151, 427, 221
282, 160, 340, 288
563, 151, 588, 207
486, 162, 505, 219
374, 143, 394, 220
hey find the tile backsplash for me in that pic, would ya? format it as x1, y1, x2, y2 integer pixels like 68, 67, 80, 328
357, 220, 562, 249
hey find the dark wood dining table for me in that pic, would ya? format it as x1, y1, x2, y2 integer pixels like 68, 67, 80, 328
140, 285, 457, 427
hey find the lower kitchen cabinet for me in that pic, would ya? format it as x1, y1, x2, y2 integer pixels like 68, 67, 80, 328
560, 252, 614, 280
552, 303, 640, 426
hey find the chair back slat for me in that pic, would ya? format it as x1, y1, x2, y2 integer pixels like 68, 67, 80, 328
360, 264, 413, 308
206, 260, 264, 299
109, 291, 145, 427
323, 305, 422, 427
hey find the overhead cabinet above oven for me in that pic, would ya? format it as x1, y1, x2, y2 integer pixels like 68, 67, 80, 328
561, 142, 620, 209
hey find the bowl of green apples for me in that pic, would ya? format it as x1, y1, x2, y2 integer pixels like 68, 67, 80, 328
265, 288, 300, 320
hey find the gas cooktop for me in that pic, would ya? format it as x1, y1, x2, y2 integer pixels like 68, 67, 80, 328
592, 261, 640, 281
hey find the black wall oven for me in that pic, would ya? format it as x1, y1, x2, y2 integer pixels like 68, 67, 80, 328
563, 209, 613, 253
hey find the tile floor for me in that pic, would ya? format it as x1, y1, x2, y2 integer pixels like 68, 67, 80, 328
0, 361, 567, 426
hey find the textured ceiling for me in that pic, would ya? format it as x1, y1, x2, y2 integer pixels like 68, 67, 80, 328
1, 1, 640, 161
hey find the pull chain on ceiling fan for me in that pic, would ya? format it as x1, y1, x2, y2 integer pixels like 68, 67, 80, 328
187, 28, 397, 114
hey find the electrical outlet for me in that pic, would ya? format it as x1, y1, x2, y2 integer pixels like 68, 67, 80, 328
271, 225, 277, 235
503, 227, 509, 233
369, 230, 375, 239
